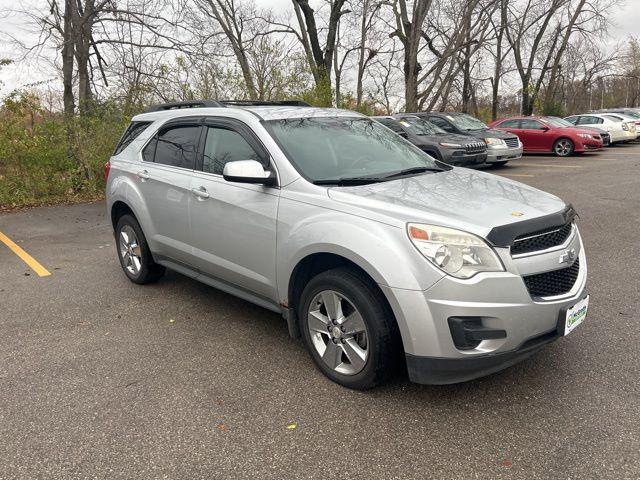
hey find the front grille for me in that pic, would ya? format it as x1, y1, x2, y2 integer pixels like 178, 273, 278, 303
511, 222, 573, 256
504, 137, 519, 148
523, 259, 580, 298
465, 142, 487, 154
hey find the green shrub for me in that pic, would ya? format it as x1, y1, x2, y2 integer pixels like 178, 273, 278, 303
0, 92, 130, 210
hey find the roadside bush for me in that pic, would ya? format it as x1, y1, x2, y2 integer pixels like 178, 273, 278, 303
0, 92, 129, 210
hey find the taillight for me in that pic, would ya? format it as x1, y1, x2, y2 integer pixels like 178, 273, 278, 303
104, 160, 111, 181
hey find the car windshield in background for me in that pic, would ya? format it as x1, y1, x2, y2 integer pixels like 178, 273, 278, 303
266, 117, 444, 184
448, 114, 487, 131
397, 117, 446, 135
542, 116, 573, 128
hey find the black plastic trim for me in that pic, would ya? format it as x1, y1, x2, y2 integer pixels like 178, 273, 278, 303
486, 204, 576, 247
406, 329, 560, 385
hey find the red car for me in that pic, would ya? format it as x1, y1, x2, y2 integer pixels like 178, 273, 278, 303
488, 116, 603, 157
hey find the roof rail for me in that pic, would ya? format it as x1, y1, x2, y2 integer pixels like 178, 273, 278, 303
145, 100, 225, 113
219, 100, 311, 107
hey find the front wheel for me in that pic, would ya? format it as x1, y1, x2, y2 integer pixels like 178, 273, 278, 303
298, 267, 401, 390
553, 138, 574, 157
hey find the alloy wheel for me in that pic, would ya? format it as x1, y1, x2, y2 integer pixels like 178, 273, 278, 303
555, 139, 573, 156
307, 290, 369, 375
119, 225, 142, 276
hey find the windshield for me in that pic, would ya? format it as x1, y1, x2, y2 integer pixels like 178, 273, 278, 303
266, 117, 443, 184
396, 117, 446, 135
542, 116, 573, 128
448, 113, 487, 131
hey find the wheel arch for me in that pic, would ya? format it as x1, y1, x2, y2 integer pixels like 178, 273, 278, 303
110, 200, 137, 230
285, 252, 400, 344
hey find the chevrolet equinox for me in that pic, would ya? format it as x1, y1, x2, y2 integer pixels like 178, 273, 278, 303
106, 100, 589, 390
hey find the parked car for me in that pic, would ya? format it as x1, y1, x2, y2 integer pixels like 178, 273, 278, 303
106, 99, 588, 389
372, 115, 487, 167
542, 116, 610, 147
488, 116, 603, 156
564, 113, 636, 144
408, 112, 522, 166
593, 112, 640, 140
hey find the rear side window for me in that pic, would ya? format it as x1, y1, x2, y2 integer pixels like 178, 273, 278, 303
428, 116, 453, 131
114, 121, 151, 155
202, 127, 261, 175
376, 118, 404, 133
604, 115, 622, 122
151, 125, 200, 169
519, 119, 544, 130
497, 119, 520, 128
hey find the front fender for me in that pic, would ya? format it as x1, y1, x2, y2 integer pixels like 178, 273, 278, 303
276, 205, 444, 303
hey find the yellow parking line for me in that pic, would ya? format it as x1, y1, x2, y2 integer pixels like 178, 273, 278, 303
514, 163, 582, 168
0, 230, 51, 277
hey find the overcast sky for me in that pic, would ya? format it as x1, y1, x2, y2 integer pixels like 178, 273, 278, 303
1, 0, 639, 95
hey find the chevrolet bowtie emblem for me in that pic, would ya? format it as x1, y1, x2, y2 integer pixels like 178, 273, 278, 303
559, 249, 577, 264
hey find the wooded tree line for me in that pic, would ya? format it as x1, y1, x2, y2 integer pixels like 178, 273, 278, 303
11, 0, 640, 118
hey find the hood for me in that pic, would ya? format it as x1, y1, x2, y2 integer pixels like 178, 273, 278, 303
471, 128, 519, 140
327, 168, 566, 240
415, 133, 482, 145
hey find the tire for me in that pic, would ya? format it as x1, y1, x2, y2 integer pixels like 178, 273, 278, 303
115, 214, 165, 284
298, 267, 402, 390
553, 138, 574, 157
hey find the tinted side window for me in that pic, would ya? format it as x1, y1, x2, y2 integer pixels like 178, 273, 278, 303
497, 119, 520, 128
114, 121, 152, 155
142, 137, 157, 162
377, 119, 404, 133
429, 117, 453, 131
578, 116, 602, 125
154, 125, 199, 169
203, 127, 261, 175
565, 116, 578, 125
520, 119, 544, 130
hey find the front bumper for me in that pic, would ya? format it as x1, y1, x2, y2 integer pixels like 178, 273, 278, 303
486, 145, 523, 163
576, 139, 603, 151
381, 228, 587, 384
443, 150, 487, 167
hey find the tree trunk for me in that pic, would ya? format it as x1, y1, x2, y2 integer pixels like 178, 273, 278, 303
62, 0, 75, 118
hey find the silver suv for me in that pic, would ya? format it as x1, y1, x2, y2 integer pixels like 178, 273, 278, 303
106, 100, 588, 390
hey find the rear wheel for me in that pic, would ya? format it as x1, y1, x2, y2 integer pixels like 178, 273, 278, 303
553, 138, 574, 157
115, 214, 165, 284
298, 267, 401, 390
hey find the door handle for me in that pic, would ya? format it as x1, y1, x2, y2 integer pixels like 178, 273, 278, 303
191, 186, 210, 199
136, 170, 151, 180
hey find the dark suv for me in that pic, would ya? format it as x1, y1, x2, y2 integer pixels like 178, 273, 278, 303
412, 112, 522, 166
372, 115, 487, 167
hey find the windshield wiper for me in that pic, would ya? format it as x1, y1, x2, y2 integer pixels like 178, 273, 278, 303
382, 166, 444, 179
313, 176, 385, 186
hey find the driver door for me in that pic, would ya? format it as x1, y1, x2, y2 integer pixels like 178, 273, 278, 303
188, 117, 280, 299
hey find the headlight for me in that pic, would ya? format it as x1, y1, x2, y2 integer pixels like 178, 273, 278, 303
577, 133, 592, 139
484, 137, 506, 147
439, 142, 462, 148
407, 223, 504, 279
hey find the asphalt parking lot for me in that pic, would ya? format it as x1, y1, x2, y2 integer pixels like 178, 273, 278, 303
1, 144, 639, 479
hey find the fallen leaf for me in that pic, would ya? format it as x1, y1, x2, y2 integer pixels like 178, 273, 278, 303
501, 460, 513, 468
216, 423, 227, 431
169, 319, 175, 324
286, 422, 297, 430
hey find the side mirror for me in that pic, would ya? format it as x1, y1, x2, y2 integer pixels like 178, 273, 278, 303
222, 160, 275, 186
